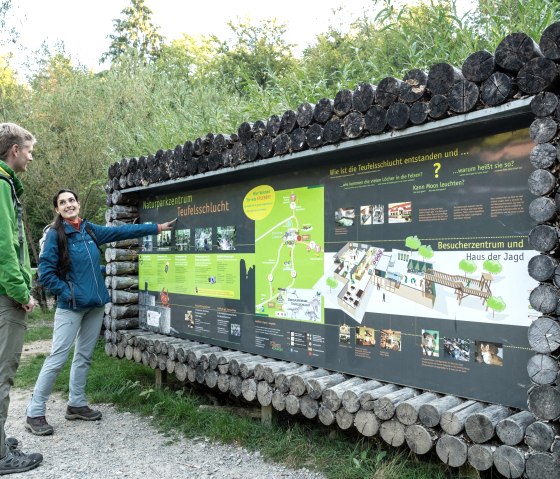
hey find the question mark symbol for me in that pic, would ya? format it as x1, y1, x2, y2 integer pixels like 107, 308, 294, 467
433, 162, 441, 178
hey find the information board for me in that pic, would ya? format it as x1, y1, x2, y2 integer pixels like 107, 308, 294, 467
138, 125, 537, 408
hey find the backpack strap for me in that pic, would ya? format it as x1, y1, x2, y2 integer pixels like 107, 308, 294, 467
84, 223, 102, 253
0, 174, 24, 265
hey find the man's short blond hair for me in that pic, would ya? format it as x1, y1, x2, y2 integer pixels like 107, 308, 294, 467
0, 123, 36, 161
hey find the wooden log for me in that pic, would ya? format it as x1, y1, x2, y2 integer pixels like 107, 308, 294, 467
280, 110, 297, 134
322, 377, 364, 412
467, 444, 495, 472
289, 368, 331, 396
552, 437, 560, 454
166, 358, 176, 375
465, 405, 512, 444
396, 392, 439, 426
258, 135, 274, 158
530, 143, 558, 169
493, 445, 526, 479
103, 342, 112, 357
335, 408, 354, 430
240, 359, 278, 379
352, 83, 375, 112
428, 94, 449, 119
133, 346, 142, 363
405, 424, 436, 455
364, 105, 387, 134
528, 315, 560, 354
111, 276, 139, 290
529, 117, 558, 144
529, 197, 557, 223
110, 318, 139, 331
300, 395, 319, 419
241, 378, 258, 402
217, 373, 230, 393
296, 102, 314, 128
441, 400, 485, 435
186, 364, 196, 383
409, 102, 429, 125
229, 354, 265, 376
266, 115, 281, 138
436, 434, 468, 467
517, 57, 558, 95
379, 419, 405, 447
111, 290, 138, 305
342, 112, 365, 139
540, 21, 560, 60
285, 394, 300, 415
318, 404, 336, 426
399, 69, 428, 103
386, 102, 410, 130
419, 395, 463, 428
448, 79, 479, 113
229, 375, 242, 397
307, 373, 346, 399
271, 391, 286, 411
187, 346, 222, 368
305, 123, 323, 148
525, 420, 559, 451
250, 122, 266, 142
527, 353, 559, 385
376, 77, 401, 108
110, 304, 139, 320
481, 72, 515, 106
527, 254, 560, 287
168, 340, 197, 361
263, 362, 306, 384
125, 344, 134, 361
313, 98, 334, 124
528, 226, 559, 254
254, 360, 281, 381
528, 284, 560, 314
462, 50, 495, 83
333, 89, 353, 117
275, 365, 314, 393
273, 132, 290, 156
341, 380, 384, 413
323, 117, 343, 144
527, 384, 560, 420
175, 362, 187, 382
374, 388, 418, 421
109, 238, 139, 248
427, 62, 464, 95
525, 452, 559, 479
532, 92, 559, 118
360, 383, 400, 411
354, 410, 380, 436
496, 410, 536, 446
176, 343, 209, 364
256, 380, 273, 406
289, 128, 306, 152
208, 350, 241, 370
495, 32, 543, 73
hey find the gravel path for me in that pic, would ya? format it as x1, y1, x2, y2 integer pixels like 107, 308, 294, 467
6, 344, 326, 479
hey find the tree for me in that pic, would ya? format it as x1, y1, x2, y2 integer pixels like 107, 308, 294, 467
101, 0, 164, 65
405, 235, 422, 252
326, 276, 338, 293
487, 296, 506, 318
459, 259, 477, 276
483, 259, 503, 276
418, 245, 434, 260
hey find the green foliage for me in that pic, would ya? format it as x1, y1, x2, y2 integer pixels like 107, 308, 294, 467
459, 258, 477, 275
487, 295, 506, 317
326, 276, 338, 292
483, 259, 503, 275
101, 0, 164, 65
405, 235, 422, 250
418, 244, 434, 260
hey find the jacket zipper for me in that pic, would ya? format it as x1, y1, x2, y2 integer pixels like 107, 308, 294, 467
82, 226, 103, 304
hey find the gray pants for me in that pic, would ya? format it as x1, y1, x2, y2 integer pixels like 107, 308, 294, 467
26, 306, 104, 418
0, 296, 27, 459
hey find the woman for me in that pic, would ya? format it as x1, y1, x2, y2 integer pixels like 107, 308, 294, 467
26, 189, 175, 436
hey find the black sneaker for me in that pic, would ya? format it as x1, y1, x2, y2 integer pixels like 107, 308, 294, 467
0, 448, 42, 475
4, 438, 17, 451
65, 405, 102, 421
25, 416, 54, 436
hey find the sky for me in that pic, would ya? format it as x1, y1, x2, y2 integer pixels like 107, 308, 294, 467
4, 0, 380, 74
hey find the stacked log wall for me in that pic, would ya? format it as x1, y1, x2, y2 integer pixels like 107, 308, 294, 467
102, 23, 560, 479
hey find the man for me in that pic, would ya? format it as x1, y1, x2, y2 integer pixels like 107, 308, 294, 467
0, 123, 43, 474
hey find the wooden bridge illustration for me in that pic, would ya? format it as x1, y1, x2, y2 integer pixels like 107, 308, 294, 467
423, 269, 492, 305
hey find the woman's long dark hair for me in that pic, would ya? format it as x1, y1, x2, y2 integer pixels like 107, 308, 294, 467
51, 189, 79, 277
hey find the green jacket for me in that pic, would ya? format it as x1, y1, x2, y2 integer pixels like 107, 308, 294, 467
0, 160, 31, 304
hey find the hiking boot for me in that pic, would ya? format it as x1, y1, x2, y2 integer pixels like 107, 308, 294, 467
0, 448, 42, 475
25, 416, 54, 436
65, 405, 102, 421
4, 439, 17, 451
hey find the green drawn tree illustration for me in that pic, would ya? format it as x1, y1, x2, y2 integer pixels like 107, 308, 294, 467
483, 259, 503, 277
459, 259, 477, 276
326, 276, 338, 293
405, 235, 422, 255
418, 244, 434, 260
487, 296, 506, 317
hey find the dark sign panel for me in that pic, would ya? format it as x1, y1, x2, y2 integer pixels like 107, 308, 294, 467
138, 126, 536, 408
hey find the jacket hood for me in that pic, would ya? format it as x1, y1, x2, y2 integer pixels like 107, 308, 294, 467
0, 160, 24, 197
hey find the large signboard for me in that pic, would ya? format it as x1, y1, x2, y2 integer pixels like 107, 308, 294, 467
138, 125, 536, 408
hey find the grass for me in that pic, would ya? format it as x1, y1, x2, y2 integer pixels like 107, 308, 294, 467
16, 315, 484, 479
24, 307, 55, 342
